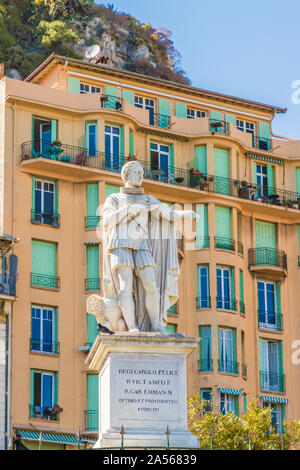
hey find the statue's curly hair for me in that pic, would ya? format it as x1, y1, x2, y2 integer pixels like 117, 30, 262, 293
121, 160, 144, 183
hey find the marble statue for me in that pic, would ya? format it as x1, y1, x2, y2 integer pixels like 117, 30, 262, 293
86, 161, 198, 333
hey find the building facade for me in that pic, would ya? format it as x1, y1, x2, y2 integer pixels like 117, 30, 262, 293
1, 53, 300, 448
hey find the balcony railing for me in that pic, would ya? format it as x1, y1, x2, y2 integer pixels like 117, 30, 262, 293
198, 359, 213, 372
21, 140, 300, 211
218, 360, 239, 375
85, 216, 100, 229
216, 297, 237, 311
258, 311, 283, 331
30, 338, 59, 355
152, 112, 170, 128
209, 119, 228, 134
31, 273, 60, 289
31, 210, 60, 227
260, 371, 285, 393
196, 236, 210, 249
252, 135, 272, 151
214, 237, 235, 251
196, 297, 211, 309
29, 405, 58, 421
248, 248, 287, 270
85, 278, 100, 292
100, 94, 123, 110
85, 410, 99, 431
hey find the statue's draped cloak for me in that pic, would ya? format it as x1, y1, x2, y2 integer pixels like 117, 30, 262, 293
102, 193, 180, 330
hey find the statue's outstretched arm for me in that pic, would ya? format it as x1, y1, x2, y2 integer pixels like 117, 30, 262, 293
158, 204, 199, 222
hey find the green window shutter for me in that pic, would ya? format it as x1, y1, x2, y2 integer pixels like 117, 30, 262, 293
51, 120, 57, 142
239, 270, 244, 313
218, 327, 221, 364
215, 206, 231, 240
195, 145, 207, 174
266, 164, 274, 195
196, 204, 209, 248
87, 374, 99, 411
55, 181, 59, 215
86, 121, 98, 155
296, 169, 300, 195
280, 405, 285, 431
87, 313, 98, 345
210, 110, 222, 120
174, 102, 187, 118
199, 326, 204, 359
275, 281, 281, 314
32, 114, 34, 142
230, 268, 235, 305
259, 338, 263, 371
170, 144, 175, 174
164, 324, 176, 333
278, 340, 284, 376
298, 225, 300, 256
259, 121, 271, 140
129, 130, 134, 156
67, 77, 80, 94
31, 240, 56, 276
30, 370, 34, 417
32, 176, 36, 213
253, 162, 257, 185
255, 221, 276, 249
105, 86, 118, 108
234, 396, 239, 416
122, 89, 134, 105
87, 245, 99, 280
232, 328, 237, 372
214, 148, 229, 194
54, 372, 58, 405
86, 183, 99, 218
243, 394, 247, 414
158, 98, 171, 127
105, 184, 120, 199
224, 113, 236, 126
54, 307, 58, 346
120, 125, 124, 166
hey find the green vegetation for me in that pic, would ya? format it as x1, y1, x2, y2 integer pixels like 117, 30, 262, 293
188, 396, 300, 450
0, 1, 190, 84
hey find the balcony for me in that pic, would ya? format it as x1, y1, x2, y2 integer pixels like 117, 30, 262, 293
258, 311, 283, 332
248, 248, 287, 277
214, 237, 235, 251
31, 210, 60, 228
31, 273, 60, 289
196, 296, 211, 309
218, 360, 239, 375
85, 410, 99, 431
260, 371, 285, 393
30, 338, 59, 355
85, 216, 100, 229
216, 298, 237, 312
85, 278, 100, 292
198, 359, 213, 372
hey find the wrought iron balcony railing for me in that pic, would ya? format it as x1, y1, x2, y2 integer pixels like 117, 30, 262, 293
85, 410, 99, 431
30, 338, 60, 355
216, 297, 237, 311
196, 236, 210, 249
198, 359, 213, 372
85, 216, 100, 229
260, 371, 285, 393
31, 210, 60, 227
218, 360, 239, 375
248, 248, 287, 270
196, 296, 211, 309
100, 94, 123, 110
29, 405, 59, 421
31, 273, 60, 289
85, 278, 100, 292
214, 237, 235, 251
252, 135, 272, 151
209, 119, 228, 134
152, 112, 170, 128
258, 311, 283, 331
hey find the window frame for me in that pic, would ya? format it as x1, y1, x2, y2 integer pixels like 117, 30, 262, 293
80, 83, 101, 94
187, 107, 207, 119
31, 305, 55, 354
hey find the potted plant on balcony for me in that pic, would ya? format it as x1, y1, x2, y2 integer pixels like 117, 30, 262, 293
127, 155, 137, 161
190, 169, 201, 175
51, 140, 62, 147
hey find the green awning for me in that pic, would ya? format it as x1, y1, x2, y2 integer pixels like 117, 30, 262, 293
218, 387, 243, 396
260, 395, 289, 404
16, 430, 96, 445
246, 153, 284, 165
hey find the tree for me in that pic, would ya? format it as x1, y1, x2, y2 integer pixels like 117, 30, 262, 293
33, 0, 93, 19
187, 395, 300, 450
37, 20, 80, 56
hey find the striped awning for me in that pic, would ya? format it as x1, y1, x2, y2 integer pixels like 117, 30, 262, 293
16, 430, 96, 445
246, 152, 284, 165
218, 387, 243, 396
260, 395, 289, 404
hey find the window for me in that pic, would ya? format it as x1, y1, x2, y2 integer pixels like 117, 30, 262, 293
134, 95, 155, 125
260, 340, 284, 392
31, 305, 58, 354
31, 370, 57, 420
187, 108, 206, 119
80, 83, 101, 94
86, 245, 100, 291
105, 125, 121, 171
31, 240, 58, 289
256, 165, 268, 198
33, 116, 57, 156
199, 326, 212, 371
216, 267, 235, 311
150, 143, 170, 181
220, 392, 238, 416
236, 119, 255, 136
86, 183, 99, 229
215, 206, 232, 250
196, 204, 209, 249
200, 388, 212, 412
33, 179, 58, 226
258, 281, 281, 330
86, 374, 99, 431
219, 327, 237, 374
86, 122, 97, 157
197, 265, 210, 308
262, 402, 284, 433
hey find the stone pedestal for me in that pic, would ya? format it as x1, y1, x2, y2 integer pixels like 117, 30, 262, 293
85, 333, 200, 449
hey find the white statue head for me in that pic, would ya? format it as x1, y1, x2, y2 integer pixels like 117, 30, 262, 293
121, 161, 144, 188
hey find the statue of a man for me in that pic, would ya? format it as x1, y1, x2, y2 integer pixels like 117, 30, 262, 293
97, 161, 198, 333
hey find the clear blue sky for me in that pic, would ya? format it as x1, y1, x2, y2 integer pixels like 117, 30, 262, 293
96, 0, 300, 139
